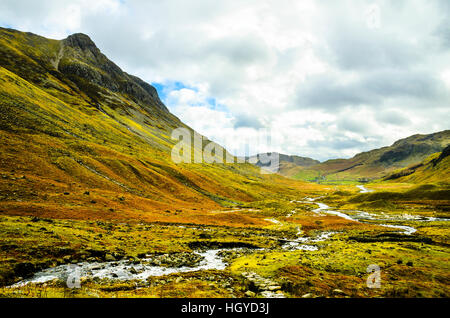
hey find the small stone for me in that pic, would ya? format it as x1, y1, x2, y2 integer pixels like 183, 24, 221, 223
245, 291, 256, 297
268, 285, 281, 291
175, 277, 184, 283
105, 254, 116, 262
302, 293, 313, 298
333, 289, 346, 295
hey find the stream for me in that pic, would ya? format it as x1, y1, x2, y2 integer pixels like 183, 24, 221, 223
12, 249, 229, 287
301, 184, 449, 235
356, 185, 374, 193
309, 200, 417, 235
11, 185, 448, 290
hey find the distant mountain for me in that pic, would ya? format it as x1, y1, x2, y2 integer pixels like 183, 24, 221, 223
276, 130, 450, 182
246, 153, 320, 174
0, 27, 305, 225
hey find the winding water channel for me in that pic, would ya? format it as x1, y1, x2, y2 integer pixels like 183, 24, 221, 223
13, 249, 228, 287
12, 185, 448, 288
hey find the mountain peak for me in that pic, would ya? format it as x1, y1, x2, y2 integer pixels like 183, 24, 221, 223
64, 33, 98, 52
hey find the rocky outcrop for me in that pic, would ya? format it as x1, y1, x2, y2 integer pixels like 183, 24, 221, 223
60, 33, 168, 112
64, 33, 100, 54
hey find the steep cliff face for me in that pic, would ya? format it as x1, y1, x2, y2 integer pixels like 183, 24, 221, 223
59, 33, 168, 112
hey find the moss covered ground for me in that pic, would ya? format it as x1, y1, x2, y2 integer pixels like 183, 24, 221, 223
1, 181, 448, 298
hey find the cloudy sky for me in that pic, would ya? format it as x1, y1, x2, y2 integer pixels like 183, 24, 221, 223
1, 0, 449, 161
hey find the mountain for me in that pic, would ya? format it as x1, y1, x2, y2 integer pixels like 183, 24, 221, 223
0, 27, 306, 227
246, 153, 320, 175
383, 145, 450, 183
282, 130, 450, 182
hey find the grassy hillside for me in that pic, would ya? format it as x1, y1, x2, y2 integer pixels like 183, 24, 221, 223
0, 27, 318, 227
287, 131, 450, 183
383, 145, 450, 184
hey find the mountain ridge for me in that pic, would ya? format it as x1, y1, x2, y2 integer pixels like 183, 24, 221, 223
246, 152, 320, 175
268, 130, 450, 182
0, 27, 310, 227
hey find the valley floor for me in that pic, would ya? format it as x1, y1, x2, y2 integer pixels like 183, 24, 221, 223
0, 183, 449, 298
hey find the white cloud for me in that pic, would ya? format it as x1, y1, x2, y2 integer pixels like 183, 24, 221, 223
1, 0, 449, 160
441, 69, 450, 88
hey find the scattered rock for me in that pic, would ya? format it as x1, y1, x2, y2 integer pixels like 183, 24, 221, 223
143, 252, 203, 268
63, 255, 72, 263
175, 277, 184, 284
302, 293, 313, 298
105, 254, 116, 262
332, 289, 346, 295
245, 291, 256, 297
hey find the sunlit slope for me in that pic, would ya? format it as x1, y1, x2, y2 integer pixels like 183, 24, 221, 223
0, 27, 316, 225
383, 145, 450, 184
288, 131, 450, 182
